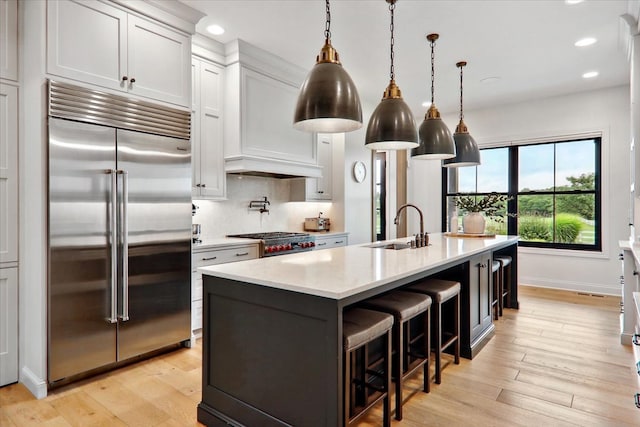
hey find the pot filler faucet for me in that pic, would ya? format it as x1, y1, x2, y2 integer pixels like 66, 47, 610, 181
394, 204, 428, 247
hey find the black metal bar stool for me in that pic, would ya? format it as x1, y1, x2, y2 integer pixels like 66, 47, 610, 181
359, 291, 431, 421
407, 279, 460, 384
491, 260, 501, 320
343, 308, 393, 427
495, 255, 512, 315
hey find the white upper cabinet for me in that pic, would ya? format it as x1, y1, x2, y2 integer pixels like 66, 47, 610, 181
192, 56, 225, 199
223, 40, 321, 177
47, 0, 191, 107
290, 133, 333, 201
0, 0, 18, 81
0, 83, 17, 266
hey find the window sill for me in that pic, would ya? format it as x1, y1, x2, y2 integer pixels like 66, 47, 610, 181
518, 245, 608, 259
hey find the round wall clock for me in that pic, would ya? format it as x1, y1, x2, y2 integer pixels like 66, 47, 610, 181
352, 161, 367, 183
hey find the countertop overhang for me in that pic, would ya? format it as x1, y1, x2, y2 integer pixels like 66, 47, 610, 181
199, 233, 519, 299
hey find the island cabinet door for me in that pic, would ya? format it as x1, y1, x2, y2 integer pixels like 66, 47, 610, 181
469, 252, 493, 343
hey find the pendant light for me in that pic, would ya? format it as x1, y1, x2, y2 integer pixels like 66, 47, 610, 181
444, 61, 481, 167
293, 0, 362, 133
411, 33, 456, 160
365, 0, 418, 150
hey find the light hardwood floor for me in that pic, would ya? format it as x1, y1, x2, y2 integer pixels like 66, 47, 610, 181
1, 286, 639, 426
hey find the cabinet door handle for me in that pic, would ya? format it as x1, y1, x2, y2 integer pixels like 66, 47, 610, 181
130, 77, 136, 84
335, 240, 343, 244
635, 393, 640, 409
201, 184, 206, 188
202, 256, 217, 261
177, 147, 187, 151
633, 334, 640, 346
196, 183, 201, 187
122, 76, 128, 81
479, 263, 487, 268
236, 252, 249, 256
317, 190, 324, 194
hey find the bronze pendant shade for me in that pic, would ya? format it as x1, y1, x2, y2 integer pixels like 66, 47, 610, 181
443, 61, 480, 167
365, 0, 418, 150
411, 33, 455, 160
443, 123, 481, 167
293, 1, 362, 133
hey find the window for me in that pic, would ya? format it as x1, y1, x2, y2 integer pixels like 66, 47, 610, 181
443, 137, 601, 251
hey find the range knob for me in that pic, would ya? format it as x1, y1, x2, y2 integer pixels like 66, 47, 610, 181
309, 241, 315, 247
286, 243, 293, 250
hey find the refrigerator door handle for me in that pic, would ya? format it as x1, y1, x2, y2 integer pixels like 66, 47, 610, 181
107, 169, 118, 323
118, 170, 130, 321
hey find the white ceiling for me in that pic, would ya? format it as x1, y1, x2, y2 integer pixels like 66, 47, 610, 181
181, 0, 632, 116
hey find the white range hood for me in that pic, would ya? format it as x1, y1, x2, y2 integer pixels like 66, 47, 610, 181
223, 40, 322, 179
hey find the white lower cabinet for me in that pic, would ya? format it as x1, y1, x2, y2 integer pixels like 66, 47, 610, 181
313, 233, 349, 250
0, 267, 18, 386
191, 244, 259, 334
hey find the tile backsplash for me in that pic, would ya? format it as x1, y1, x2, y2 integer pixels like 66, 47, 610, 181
193, 174, 333, 240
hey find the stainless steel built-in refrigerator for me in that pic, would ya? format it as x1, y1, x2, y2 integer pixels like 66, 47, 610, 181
47, 80, 192, 385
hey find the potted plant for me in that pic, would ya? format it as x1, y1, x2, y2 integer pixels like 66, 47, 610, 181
453, 193, 512, 234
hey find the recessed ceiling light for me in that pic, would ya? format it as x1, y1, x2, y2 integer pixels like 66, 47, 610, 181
575, 37, 597, 47
422, 101, 431, 108
206, 24, 225, 36
480, 76, 501, 84
565, 0, 584, 4
582, 71, 599, 79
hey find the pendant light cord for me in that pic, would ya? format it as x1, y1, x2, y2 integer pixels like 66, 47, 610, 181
459, 64, 464, 121
389, 2, 395, 81
324, 0, 331, 41
430, 38, 435, 104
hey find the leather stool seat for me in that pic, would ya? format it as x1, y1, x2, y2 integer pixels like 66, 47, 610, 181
409, 278, 460, 303
360, 291, 432, 321
360, 291, 431, 420
407, 279, 461, 384
343, 308, 393, 427
344, 308, 394, 351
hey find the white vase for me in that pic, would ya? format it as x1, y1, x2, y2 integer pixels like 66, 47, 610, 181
463, 212, 486, 234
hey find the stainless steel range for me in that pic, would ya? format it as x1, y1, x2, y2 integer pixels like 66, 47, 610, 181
227, 232, 316, 257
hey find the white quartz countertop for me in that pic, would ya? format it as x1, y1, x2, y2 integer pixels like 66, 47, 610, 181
199, 233, 518, 299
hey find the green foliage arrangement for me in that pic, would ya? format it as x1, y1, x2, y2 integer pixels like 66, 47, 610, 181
518, 215, 552, 241
555, 213, 583, 243
454, 193, 513, 221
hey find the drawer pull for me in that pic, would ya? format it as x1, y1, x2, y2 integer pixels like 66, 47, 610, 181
335, 240, 344, 244
317, 242, 327, 246
236, 252, 249, 256
636, 393, 640, 409
633, 334, 640, 346
202, 256, 217, 261
636, 361, 640, 375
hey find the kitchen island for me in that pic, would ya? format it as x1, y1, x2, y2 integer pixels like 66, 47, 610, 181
197, 233, 518, 427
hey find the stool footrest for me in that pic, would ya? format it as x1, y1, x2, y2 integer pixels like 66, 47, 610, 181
441, 333, 458, 352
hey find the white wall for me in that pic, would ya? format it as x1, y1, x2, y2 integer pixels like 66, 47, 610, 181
409, 85, 630, 296
343, 102, 376, 245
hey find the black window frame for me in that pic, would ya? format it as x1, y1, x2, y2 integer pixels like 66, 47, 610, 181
442, 137, 602, 251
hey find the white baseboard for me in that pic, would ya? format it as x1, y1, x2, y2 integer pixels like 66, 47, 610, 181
519, 277, 622, 296
20, 366, 47, 399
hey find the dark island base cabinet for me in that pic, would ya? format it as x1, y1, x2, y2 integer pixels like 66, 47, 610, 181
197, 241, 518, 426
198, 278, 344, 426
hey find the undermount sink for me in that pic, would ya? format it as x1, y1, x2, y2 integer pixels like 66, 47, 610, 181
366, 242, 411, 250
